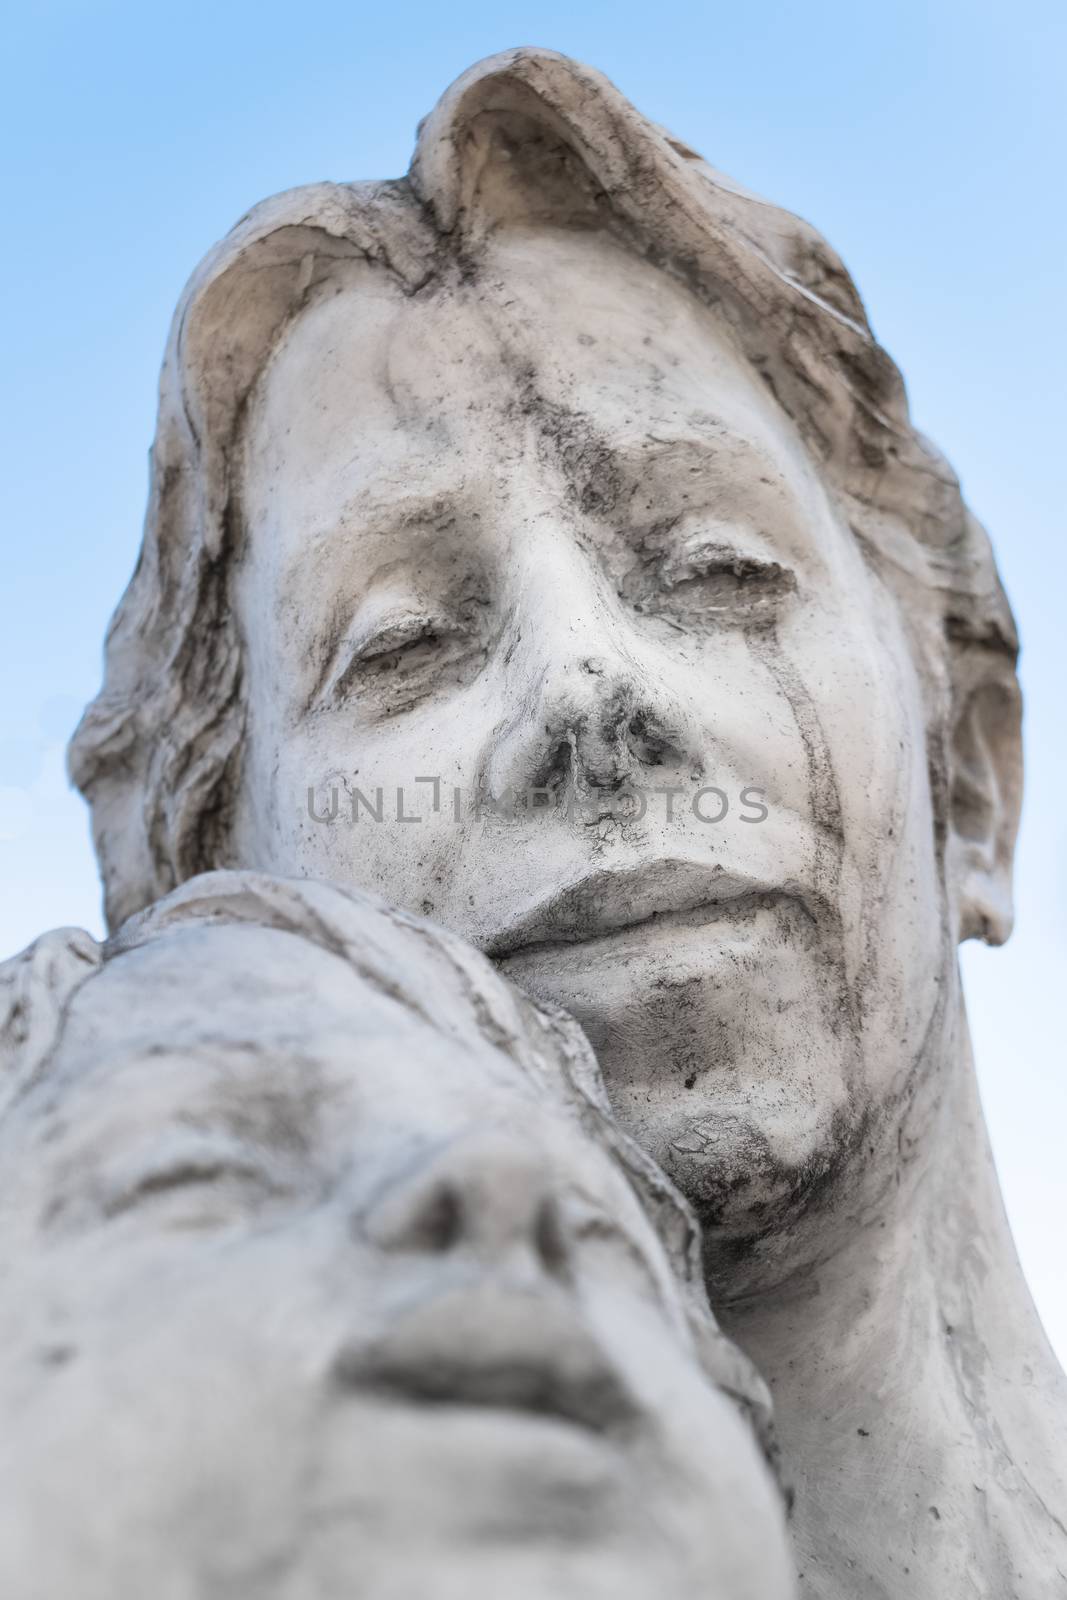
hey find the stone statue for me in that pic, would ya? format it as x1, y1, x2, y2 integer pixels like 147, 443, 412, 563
0, 872, 794, 1600
66, 46, 1065, 1595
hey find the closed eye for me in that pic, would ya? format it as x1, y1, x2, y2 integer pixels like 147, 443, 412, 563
662, 549, 795, 603
315, 595, 492, 719
100, 1136, 284, 1223
622, 528, 796, 622
353, 615, 443, 664
317, 611, 446, 707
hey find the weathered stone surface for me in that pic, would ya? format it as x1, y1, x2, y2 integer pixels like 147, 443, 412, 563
63, 46, 1066, 1595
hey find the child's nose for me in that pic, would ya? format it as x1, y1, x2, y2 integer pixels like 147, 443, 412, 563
363, 1128, 570, 1282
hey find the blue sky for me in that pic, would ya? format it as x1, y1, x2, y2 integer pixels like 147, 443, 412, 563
2, 0, 1064, 1356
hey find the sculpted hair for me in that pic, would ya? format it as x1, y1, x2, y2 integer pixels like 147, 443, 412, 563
69, 47, 1021, 931
0, 927, 102, 1121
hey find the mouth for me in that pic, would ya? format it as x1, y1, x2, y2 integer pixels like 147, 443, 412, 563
362, 1356, 634, 1434
482, 858, 801, 962
340, 1289, 639, 1436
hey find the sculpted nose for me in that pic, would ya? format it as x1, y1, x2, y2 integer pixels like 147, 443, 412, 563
364, 1131, 569, 1279
479, 526, 705, 806
485, 648, 695, 802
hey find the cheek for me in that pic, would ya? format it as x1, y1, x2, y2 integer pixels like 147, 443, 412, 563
243, 670, 507, 914
775, 586, 947, 1093
0, 1264, 301, 1565
582, 1287, 782, 1528
805, 614, 920, 841
0, 1231, 377, 1511
779, 576, 935, 892
578, 1281, 710, 1461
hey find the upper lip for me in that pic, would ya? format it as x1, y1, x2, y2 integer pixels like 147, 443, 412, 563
482, 858, 790, 960
341, 1287, 638, 1434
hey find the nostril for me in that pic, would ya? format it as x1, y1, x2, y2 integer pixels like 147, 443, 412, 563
529, 734, 574, 795
534, 1198, 571, 1279
627, 711, 683, 769
369, 1177, 465, 1254
415, 1182, 464, 1253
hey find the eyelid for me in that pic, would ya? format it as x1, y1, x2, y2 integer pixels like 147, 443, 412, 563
630, 500, 788, 563
315, 604, 445, 708
355, 610, 444, 660
661, 541, 787, 588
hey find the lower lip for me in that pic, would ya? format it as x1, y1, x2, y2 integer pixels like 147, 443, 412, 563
496, 896, 772, 969
314, 1400, 628, 1527
341, 1390, 630, 1448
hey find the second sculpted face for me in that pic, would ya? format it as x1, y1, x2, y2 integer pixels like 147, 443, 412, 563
233, 226, 949, 1290
0, 907, 793, 1600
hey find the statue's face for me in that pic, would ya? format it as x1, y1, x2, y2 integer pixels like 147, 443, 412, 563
232, 227, 948, 1290
0, 926, 792, 1600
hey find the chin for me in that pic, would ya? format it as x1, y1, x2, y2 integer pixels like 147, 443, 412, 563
654, 1090, 870, 1296
503, 978, 866, 1300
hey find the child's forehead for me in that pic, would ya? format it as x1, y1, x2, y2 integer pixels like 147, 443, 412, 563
19, 955, 636, 1221
85, 923, 382, 1031
45, 921, 557, 1120
0, 911, 672, 1313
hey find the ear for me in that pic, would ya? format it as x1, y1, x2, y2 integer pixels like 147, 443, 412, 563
946, 666, 1023, 946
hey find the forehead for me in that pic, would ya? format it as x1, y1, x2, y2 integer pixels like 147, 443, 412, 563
14, 926, 661, 1243
240, 227, 810, 517
46, 926, 543, 1118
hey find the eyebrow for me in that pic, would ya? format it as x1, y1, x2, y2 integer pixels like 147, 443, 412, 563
316, 485, 468, 547
304, 419, 775, 537
533, 409, 784, 518
613, 429, 777, 486
286, 422, 790, 620
279, 481, 470, 655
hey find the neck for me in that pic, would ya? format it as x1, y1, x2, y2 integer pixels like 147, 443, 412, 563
719, 986, 1067, 1598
